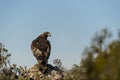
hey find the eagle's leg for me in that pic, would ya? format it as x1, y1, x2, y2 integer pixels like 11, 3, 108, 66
38, 60, 42, 65
38, 59, 48, 74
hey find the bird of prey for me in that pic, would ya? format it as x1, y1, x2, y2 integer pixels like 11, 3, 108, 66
31, 32, 51, 67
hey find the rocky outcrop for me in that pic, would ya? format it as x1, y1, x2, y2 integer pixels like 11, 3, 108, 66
24, 64, 64, 80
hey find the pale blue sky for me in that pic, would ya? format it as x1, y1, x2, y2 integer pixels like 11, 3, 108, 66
0, 0, 120, 69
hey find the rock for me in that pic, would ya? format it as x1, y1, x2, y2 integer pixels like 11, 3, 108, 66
24, 64, 64, 80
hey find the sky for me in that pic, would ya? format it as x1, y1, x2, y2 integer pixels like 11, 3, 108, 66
0, 0, 120, 69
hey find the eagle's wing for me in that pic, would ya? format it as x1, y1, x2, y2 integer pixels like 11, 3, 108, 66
38, 39, 51, 59
31, 39, 51, 60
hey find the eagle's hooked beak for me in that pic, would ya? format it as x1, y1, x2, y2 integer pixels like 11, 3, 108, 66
48, 33, 51, 37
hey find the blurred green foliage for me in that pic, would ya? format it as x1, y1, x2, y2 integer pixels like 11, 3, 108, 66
65, 28, 120, 80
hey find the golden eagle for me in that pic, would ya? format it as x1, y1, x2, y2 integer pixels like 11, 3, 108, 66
31, 32, 51, 66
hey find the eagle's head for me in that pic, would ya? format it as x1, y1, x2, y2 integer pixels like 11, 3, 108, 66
41, 32, 51, 39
